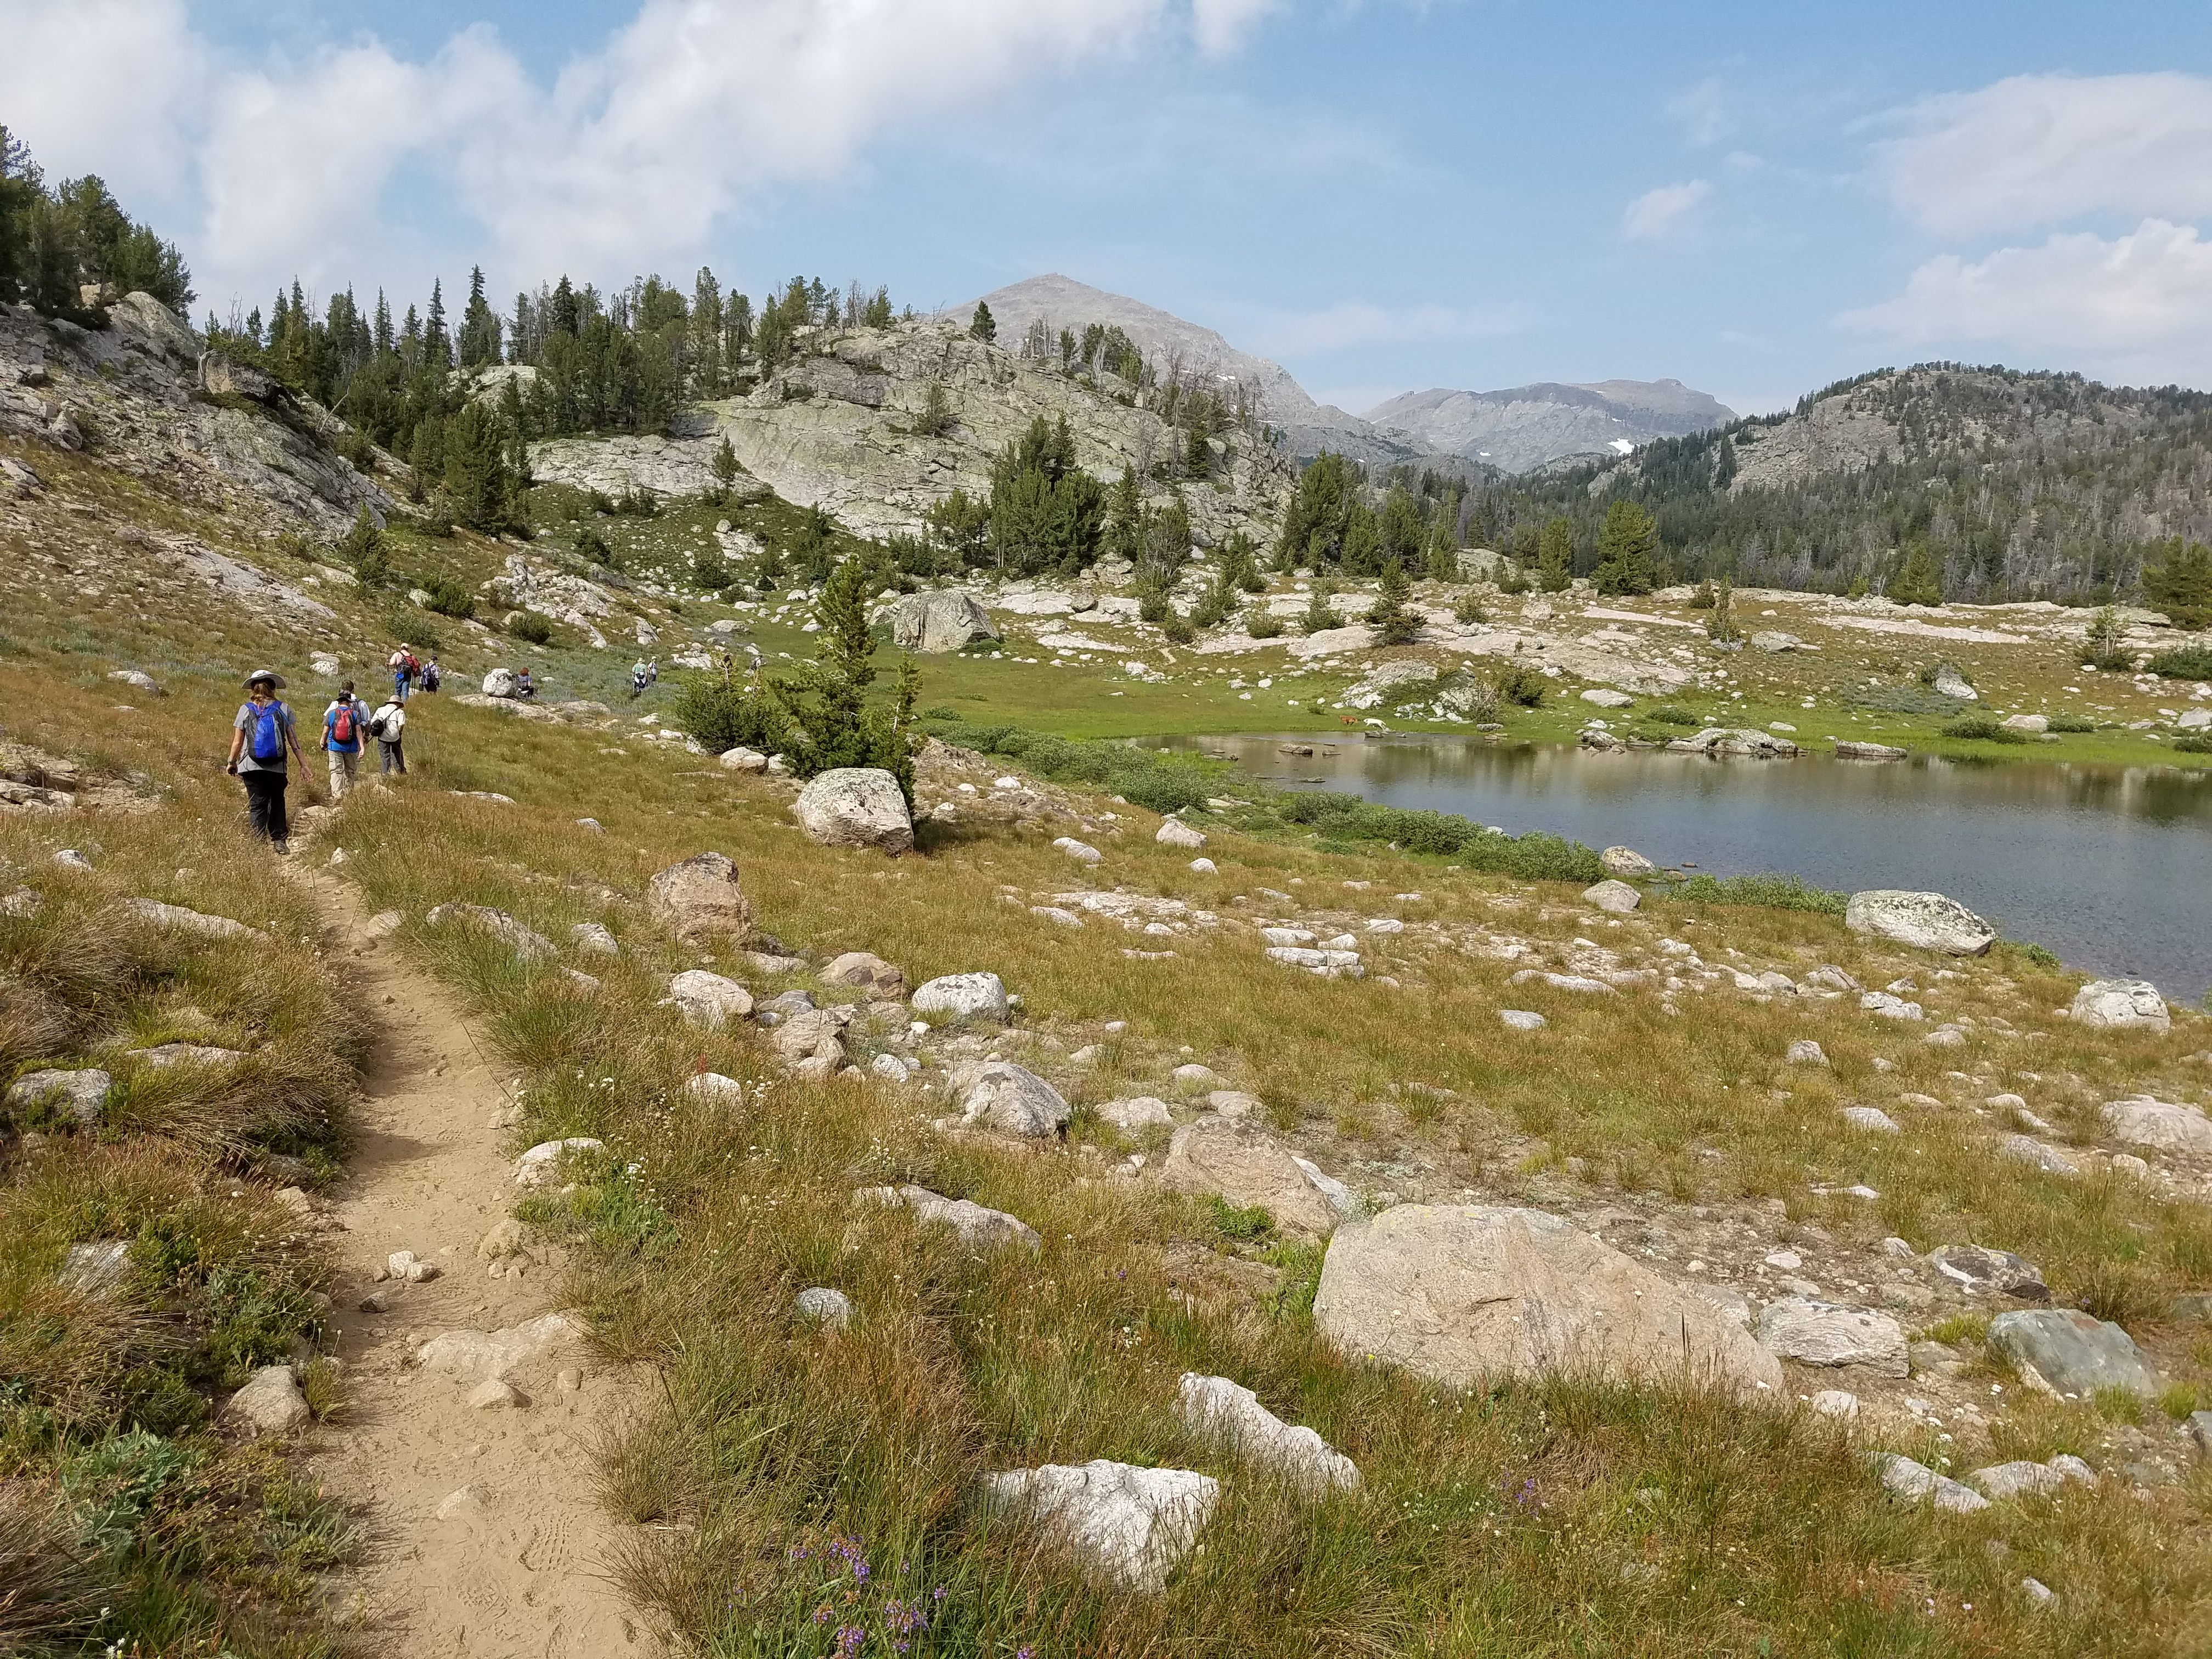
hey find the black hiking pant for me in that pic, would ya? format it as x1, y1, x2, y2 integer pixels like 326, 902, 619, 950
242, 771, 289, 843
378, 738, 405, 774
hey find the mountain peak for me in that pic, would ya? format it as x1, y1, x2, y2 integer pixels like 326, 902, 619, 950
1364, 380, 1735, 473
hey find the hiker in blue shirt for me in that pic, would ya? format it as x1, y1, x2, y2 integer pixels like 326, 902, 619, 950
323, 681, 367, 801
225, 668, 308, 850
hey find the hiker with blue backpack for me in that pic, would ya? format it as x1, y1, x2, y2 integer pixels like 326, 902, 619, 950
323, 682, 367, 801
225, 669, 309, 851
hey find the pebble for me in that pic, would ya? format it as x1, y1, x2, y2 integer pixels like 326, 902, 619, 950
1499, 1009, 1547, 1031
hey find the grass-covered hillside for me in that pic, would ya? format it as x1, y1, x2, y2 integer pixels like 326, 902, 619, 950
7, 270, 2212, 1657
9, 390, 2212, 1654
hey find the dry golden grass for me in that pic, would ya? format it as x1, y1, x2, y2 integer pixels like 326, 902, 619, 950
8, 451, 2212, 1654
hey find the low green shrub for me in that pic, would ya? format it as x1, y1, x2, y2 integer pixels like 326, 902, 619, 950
2147, 646, 2212, 679
1646, 705, 1703, 726
2174, 733, 2212, 754
671, 675, 793, 757
1244, 605, 1284, 639
508, 612, 552, 646
2045, 714, 2097, 733
421, 576, 473, 618
1941, 714, 2028, 742
1664, 872, 1849, 915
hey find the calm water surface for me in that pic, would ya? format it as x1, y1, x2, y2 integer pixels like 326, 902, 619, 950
1159, 733, 2212, 1002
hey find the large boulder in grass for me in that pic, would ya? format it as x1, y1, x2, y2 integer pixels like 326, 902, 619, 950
1987, 1309, 2161, 1399
912, 972, 1009, 1023
823, 951, 905, 998
975, 1460, 1217, 1592
857, 1183, 1041, 1252
887, 588, 996, 653
949, 1060, 1070, 1138
1160, 1116, 1342, 1239
647, 852, 753, 941
2070, 979, 2171, 1032
1312, 1204, 1782, 1395
667, 969, 753, 1030
1844, 890, 1996, 956
793, 768, 913, 854
1175, 1373, 1359, 1494
5, 1068, 112, 1126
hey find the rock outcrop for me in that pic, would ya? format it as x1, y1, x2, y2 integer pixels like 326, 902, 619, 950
1160, 1115, 1344, 1238
1312, 1204, 1781, 1394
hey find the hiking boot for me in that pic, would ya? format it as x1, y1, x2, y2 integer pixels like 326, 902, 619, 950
273, 839, 291, 855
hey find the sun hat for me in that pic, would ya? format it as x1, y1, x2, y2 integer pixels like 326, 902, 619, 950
242, 668, 287, 690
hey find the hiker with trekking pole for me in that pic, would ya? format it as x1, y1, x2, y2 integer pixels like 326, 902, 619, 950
225, 668, 312, 853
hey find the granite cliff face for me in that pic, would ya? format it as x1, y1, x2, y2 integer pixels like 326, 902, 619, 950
532, 311, 1298, 550
0, 293, 398, 530
954, 274, 1429, 470
1365, 380, 1736, 475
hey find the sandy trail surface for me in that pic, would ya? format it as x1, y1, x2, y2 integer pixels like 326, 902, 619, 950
303, 873, 654, 1658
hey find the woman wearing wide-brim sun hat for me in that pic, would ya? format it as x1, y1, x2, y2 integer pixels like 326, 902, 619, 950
225, 667, 310, 851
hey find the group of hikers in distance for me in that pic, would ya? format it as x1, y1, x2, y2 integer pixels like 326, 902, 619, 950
227, 642, 437, 853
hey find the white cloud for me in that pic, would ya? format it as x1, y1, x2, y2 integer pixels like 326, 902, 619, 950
1244, 297, 1532, 357
1669, 77, 1730, 146
1190, 0, 1283, 55
0, 0, 1286, 306
1840, 218, 2212, 374
0, 0, 207, 201
1871, 72, 2212, 236
1621, 179, 1710, 242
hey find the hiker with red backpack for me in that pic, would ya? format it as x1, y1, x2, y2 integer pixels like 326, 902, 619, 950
225, 668, 309, 851
323, 682, 367, 801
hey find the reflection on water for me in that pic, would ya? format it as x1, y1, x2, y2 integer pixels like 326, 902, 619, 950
1159, 733, 2212, 1001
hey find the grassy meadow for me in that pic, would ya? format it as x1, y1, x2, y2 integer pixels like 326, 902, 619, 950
5, 432, 2212, 1654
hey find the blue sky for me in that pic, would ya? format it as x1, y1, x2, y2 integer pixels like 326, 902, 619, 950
8, 1, 2212, 417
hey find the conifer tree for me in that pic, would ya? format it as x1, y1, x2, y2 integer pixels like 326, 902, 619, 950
1706, 577, 1740, 642
442, 400, 508, 532
424, 278, 452, 370
2142, 537, 2212, 629
458, 265, 501, 368
1593, 499, 1660, 595
1890, 540, 1944, 607
769, 556, 921, 802
1368, 557, 1420, 645
1538, 516, 1574, 592
969, 301, 996, 343
1302, 581, 1343, 634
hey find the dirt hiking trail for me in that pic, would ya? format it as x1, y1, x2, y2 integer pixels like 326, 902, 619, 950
301, 872, 654, 1658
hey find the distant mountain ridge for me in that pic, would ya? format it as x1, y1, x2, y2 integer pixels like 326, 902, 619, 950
955, 274, 1734, 476
1365, 380, 1736, 474
1513, 363, 2212, 601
